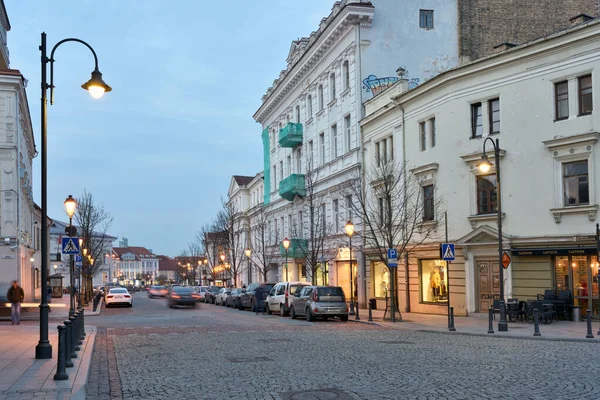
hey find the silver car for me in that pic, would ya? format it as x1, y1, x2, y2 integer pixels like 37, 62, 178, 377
289, 286, 348, 322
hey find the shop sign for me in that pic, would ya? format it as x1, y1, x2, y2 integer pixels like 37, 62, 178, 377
511, 247, 596, 256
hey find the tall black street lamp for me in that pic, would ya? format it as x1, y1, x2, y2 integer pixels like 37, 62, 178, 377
36, 33, 111, 359
245, 248, 252, 285
345, 221, 356, 317
478, 137, 507, 332
282, 238, 290, 282
63, 195, 77, 317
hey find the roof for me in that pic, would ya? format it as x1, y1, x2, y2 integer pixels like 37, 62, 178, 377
0, 0, 10, 31
233, 175, 254, 186
113, 246, 157, 260
49, 219, 117, 240
157, 256, 179, 272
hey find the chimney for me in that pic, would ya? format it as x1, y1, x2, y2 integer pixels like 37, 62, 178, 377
569, 14, 594, 26
493, 42, 518, 53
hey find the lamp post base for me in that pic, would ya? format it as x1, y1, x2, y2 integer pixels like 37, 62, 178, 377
35, 341, 52, 359
498, 301, 508, 332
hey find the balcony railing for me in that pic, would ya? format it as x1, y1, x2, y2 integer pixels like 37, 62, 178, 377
279, 238, 308, 259
279, 174, 305, 201
278, 122, 303, 148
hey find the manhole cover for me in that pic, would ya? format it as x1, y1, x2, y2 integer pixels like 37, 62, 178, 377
378, 340, 413, 344
227, 356, 273, 363
279, 388, 355, 400
259, 338, 291, 343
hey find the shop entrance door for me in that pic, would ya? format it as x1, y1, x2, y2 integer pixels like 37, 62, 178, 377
477, 260, 500, 312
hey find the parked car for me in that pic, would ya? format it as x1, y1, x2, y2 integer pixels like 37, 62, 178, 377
239, 282, 276, 310
290, 286, 348, 322
167, 286, 197, 308
265, 281, 311, 316
205, 286, 222, 304
226, 288, 246, 308
105, 287, 133, 308
192, 286, 209, 302
148, 285, 168, 298
215, 288, 231, 306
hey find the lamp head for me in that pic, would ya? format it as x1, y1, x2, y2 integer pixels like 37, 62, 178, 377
245, 248, 252, 258
477, 153, 493, 173
64, 195, 77, 218
282, 237, 290, 250
220, 253, 226, 262
83, 248, 88, 256
345, 220, 355, 237
81, 69, 112, 99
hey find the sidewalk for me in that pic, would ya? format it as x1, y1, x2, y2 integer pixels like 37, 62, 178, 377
351, 307, 600, 342
1, 295, 102, 322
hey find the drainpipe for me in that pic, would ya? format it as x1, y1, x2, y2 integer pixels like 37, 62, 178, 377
401, 106, 410, 313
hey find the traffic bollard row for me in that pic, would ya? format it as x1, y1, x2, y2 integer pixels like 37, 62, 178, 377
54, 312, 86, 381
533, 309, 541, 336
586, 309, 594, 339
71, 315, 80, 352
53, 325, 68, 380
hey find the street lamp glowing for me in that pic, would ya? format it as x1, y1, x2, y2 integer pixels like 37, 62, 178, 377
220, 253, 226, 262
81, 69, 112, 99
63, 195, 77, 218
90, 258, 94, 264
83, 248, 88, 256
203, 259, 208, 265
245, 248, 252, 258
79, 238, 83, 247
477, 153, 493, 173
282, 237, 290, 250
345, 220, 355, 237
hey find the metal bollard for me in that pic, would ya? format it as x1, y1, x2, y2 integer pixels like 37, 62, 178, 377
368, 303, 373, 322
75, 311, 83, 345
449, 307, 456, 331
355, 302, 360, 321
80, 308, 86, 338
64, 320, 75, 365
533, 309, 541, 336
487, 308, 494, 334
586, 309, 594, 339
54, 325, 69, 380
70, 315, 80, 352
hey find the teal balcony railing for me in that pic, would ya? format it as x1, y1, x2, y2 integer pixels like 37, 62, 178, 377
278, 122, 303, 148
279, 238, 308, 259
279, 174, 305, 201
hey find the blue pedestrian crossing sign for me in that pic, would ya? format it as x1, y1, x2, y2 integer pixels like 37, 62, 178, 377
75, 255, 83, 268
441, 243, 455, 261
62, 237, 80, 255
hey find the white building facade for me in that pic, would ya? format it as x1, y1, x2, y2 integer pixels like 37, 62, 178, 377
112, 246, 159, 286
361, 16, 600, 317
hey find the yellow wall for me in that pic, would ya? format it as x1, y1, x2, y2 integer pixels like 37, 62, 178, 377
511, 256, 552, 300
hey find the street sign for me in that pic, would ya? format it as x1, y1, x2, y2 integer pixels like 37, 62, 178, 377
75, 255, 83, 268
62, 237, 80, 255
441, 243, 455, 261
387, 248, 398, 267
387, 249, 397, 259
502, 252, 511, 269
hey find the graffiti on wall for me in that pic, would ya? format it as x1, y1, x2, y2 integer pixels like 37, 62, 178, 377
362, 75, 399, 98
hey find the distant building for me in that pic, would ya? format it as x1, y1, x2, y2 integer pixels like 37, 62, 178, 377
112, 246, 159, 286
157, 255, 178, 283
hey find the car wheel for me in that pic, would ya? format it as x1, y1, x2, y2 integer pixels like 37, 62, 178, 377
306, 308, 315, 322
290, 306, 297, 319
266, 304, 272, 315
340, 315, 348, 322
280, 304, 287, 317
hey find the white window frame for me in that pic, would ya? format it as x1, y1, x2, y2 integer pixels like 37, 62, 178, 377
331, 124, 338, 159
344, 114, 351, 152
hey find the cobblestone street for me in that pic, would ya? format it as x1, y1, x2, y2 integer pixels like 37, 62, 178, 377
87, 293, 600, 400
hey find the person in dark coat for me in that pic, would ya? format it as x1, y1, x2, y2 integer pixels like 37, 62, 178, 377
7, 280, 24, 325
254, 285, 265, 315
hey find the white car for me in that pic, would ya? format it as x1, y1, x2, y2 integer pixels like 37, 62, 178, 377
215, 288, 231, 306
194, 286, 210, 302
105, 287, 133, 308
266, 281, 311, 316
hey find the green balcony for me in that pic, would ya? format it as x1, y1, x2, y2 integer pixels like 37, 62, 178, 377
278, 122, 303, 148
279, 238, 308, 259
279, 174, 305, 201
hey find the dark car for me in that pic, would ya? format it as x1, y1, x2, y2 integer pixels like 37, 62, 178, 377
167, 286, 197, 309
226, 288, 246, 308
205, 286, 222, 304
239, 282, 276, 310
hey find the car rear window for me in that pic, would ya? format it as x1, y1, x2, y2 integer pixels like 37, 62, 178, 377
289, 285, 306, 295
174, 287, 193, 294
110, 289, 128, 294
317, 287, 345, 297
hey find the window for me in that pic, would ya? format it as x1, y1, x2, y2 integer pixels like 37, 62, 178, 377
297, 264, 307, 281
319, 132, 325, 165
295, 105, 300, 124
378, 197, 385, 225
307, 95, 313, 119
274, 219, 278, 242
281, 217, 285, 238
308, 140, 314, 166
476, 174, 497, 214
471, 103, 483, 138
333, 199, 339, 232
295, 149, 302, 173
287, 156, 292, 176
331, 124, 338, 159
298, 211, 303, 238
343, 61, 350, 91
273, 166, 277, 190
346, 194, 353, 220
288, 214, 292, 237
344, 115, 351, 152
430, 118, 436, 147
315, 263, 329, 286
563, 160, 589, 206
320, 203, 326, 234
318, 85, 324, 110
330, 73, 336, 100
373, 262, 389, 298
555, 81, 569, 120
279, 161, 283, 184
423, 185, 434, 221
579, 75, 593, 115
488, 99, 500, 134
420, 260, 448, 303
419, 10, 434, 29
420, 122, 426, 151
375, 141, 381, 167
270, 130, 275, 149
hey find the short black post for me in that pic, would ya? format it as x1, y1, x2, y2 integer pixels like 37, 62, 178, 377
487, 308, 494, 334
533, 309, 541, 336
64, 320, 75, 366
586, 309, 594, 339
355, 302, 360, 321
368, 303, 373, 322
449, 306, 456, 331
53, 325, 68, 380
80, 308, 86, 338
69, 316, 80, 352
76, 311, 83, 344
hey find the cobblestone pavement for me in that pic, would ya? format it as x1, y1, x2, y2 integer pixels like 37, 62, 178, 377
88, 292, 600, 400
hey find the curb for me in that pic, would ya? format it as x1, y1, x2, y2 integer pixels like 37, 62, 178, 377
71, 325, 97, 400
348, 318, 380, 326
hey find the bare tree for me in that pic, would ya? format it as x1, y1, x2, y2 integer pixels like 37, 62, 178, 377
74, 190, 113, 303
249, 207, 278, 281
345, 160, 443, 321
214, 199, 245, 286
198, 223, 229, 284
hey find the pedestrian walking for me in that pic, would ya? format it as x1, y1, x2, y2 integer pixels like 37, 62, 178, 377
7, 280, 24, 325
254, 285, 265, 315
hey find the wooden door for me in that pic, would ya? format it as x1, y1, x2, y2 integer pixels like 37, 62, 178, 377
478, 260, 500, 312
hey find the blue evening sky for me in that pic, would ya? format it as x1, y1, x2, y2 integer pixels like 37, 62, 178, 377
6, 0, 332, 256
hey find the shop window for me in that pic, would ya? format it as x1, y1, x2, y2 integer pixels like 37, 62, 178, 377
420, 259, 448, 303
315, 262, 329, 285
372, 262, 389, 298
297, 264, 307, 281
